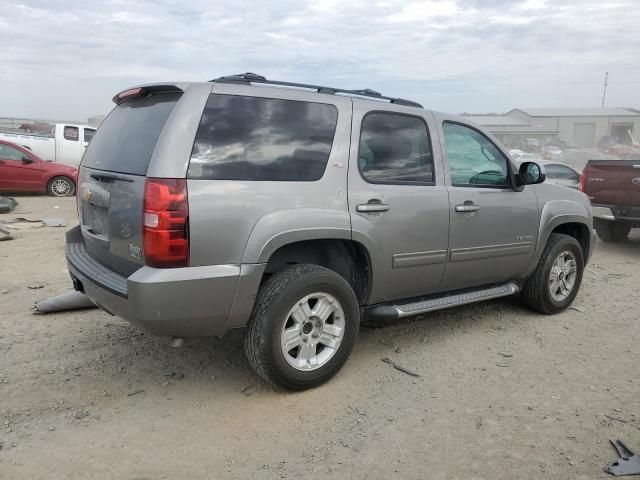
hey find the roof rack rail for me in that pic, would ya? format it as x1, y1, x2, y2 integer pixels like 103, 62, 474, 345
209, 73, 423, 108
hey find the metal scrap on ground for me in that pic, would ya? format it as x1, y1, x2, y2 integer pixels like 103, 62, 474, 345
0, 227, 13, 241
381, 357, 421, 377
605, 439, 640, 476
0, 196, 18, 214
33, 290, 96, 314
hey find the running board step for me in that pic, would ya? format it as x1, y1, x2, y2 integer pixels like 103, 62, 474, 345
363, 282, 519, 322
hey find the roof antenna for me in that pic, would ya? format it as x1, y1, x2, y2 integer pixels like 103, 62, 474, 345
600, 71, 608, 108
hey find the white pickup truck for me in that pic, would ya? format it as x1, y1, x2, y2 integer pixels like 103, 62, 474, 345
0, 123, 96, 165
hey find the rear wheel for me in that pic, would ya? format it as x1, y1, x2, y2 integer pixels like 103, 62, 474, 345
47, 176, 75, 197
594, 219, 630, 243
522, 233, 584, 314
244, 264, 360, 390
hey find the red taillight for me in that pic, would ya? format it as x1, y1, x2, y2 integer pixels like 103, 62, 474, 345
580, 169, 587, 192
143, 178, 189, 268
112, 87, 144, 104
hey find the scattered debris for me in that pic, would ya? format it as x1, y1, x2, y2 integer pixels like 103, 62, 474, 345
241, 384, 256, 396
381, 357, 421, 378
476, 416, 483, 429
496, 363, 510, 367
43, 218, 67, 227
605, 439, 640, 476
74, 409, 90, 420
605, 415, 629, 425
169, 338, 184, 348
0, 197, 18, 214
127, 390, 145, 397
1, 217, 45, 229
28, 284, 44, 290
163, 371, 185, 380
0, 227, 13, 241
33, 290, 96, 314
498, 352, 513, 358
569, 306, 585, 313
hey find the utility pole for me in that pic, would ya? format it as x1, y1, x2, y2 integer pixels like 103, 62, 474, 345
601, 72, 609, 107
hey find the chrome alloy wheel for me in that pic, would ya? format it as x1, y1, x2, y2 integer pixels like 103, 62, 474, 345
280, 292, 346, 371
549, 250, 577, 302
51, 178, 72, 196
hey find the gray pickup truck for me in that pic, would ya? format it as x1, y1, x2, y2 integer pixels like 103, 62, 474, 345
66, 73, 594, 389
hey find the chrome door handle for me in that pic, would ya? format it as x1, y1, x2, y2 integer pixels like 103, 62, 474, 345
455, 203, 480, 213
357, 202, 390, 213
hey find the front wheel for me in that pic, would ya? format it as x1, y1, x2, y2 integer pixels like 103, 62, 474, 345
521, 233, 584, 314
47, 176, 75, 197
244, 264, 360, 390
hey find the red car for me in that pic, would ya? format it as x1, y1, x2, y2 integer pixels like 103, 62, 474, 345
0, 140, 78, 196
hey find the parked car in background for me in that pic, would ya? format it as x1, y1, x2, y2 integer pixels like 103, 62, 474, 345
542, 162, 581, 190
543, 145, 563, 160
0, 140, 77, 196
582, 159, 640, 242
0, 123, 96, 166
66, 74, 594, 389
509, 150, 542, 163
19, 121, 53, 134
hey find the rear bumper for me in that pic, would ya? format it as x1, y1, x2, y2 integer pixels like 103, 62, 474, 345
592, 203, 640, 223
65, 226, 264, 337
591, 205, 616, 221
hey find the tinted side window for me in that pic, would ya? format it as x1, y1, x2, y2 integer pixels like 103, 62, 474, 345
84, 129, 96, 143
443, 122, 509, 187
0, 144, 25, 161
64, 126, 79, 141
358, 113, 433, 184
188, 95, 338, 181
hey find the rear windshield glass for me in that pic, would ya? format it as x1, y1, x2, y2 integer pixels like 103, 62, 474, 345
188, 94, 338, 181
82, 93, 180, 175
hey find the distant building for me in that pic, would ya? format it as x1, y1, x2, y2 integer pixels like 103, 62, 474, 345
464, 108, 640, 148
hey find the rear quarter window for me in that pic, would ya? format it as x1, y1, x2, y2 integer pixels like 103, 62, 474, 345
82, 93, 180, 175
188, 94, 338, 181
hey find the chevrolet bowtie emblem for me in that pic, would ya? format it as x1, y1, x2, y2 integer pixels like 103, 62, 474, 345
83, 189, 93, 202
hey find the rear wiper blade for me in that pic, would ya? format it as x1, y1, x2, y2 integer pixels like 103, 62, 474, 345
90, 172, 134, 183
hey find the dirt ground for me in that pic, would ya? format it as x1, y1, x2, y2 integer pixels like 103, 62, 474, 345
1, 195, 638, 480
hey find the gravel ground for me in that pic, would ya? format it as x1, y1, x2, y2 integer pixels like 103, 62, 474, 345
1, 195, 639, 479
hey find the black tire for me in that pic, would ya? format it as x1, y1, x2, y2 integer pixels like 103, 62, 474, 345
594, 219, 630, 243
47, 176, 75, 197
244, 264, 360, 390
521, 233, 584, 314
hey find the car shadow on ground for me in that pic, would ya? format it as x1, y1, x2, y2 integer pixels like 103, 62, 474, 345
65, 295, 532, 398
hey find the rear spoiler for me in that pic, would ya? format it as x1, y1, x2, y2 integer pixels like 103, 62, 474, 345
112, 84, 184, 104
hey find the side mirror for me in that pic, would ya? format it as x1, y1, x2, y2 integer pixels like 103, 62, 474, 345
518, 161, 546, 185
21, 156, 34, 164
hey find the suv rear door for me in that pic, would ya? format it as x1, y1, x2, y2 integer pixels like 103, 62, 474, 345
77, 85, 207, 276
348, 102, 449, 303
436, 116, 539, 290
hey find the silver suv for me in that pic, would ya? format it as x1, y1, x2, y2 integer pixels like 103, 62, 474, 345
66, 73, 594, 389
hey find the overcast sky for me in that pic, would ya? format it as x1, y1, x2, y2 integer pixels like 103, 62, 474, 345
1, 0, 639, 121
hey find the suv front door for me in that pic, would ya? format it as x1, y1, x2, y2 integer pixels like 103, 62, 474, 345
436, 117, 539, 290
348, 104, 449, 303
0, 143, 42, 191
